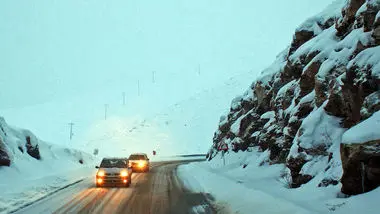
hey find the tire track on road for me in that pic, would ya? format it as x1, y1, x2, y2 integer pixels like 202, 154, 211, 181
16, 160, 212, 214
53, 188, 95, 214
76, 188, 110, 214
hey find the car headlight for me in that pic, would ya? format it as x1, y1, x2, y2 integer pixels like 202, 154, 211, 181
97, 171, 105, 177
97, 178, 103, 184
138, 161, 146, 168
120, 171, 128, 177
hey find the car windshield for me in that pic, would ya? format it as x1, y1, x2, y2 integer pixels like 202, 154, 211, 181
129, 155, 146, 160
100, 159, 127, 168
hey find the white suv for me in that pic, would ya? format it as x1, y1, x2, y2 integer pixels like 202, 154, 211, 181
95, 158, 132, 187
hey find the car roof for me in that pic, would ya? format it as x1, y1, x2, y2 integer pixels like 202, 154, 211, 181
102, 157, 128, 161
129, 153, 147, 156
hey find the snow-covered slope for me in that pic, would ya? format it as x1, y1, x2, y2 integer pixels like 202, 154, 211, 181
76, 71, 256, 158
0, 116, 95, 213
210, 0, 380, 196
0, 116, 94, 177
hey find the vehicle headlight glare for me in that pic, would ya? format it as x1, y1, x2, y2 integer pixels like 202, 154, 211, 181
97, 171, 105, 177
97, 178, 103, 184
138, 161, 145, 167
120, 171, 128, 177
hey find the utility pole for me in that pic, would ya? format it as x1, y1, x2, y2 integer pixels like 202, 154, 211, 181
152, 71, 156, 83
68, 122, 74, 141
104, 104, 108, 120
198, 64, 201, 76
137, 80, 141, 96
122, 92, 126, 106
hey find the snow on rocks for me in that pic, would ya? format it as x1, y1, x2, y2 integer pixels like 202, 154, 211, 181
348, 45, 380, 78
342, 110, 380, 144
210, 0, 380, 193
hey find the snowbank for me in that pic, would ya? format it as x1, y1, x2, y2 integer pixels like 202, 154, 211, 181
342, 110, 380, 144
178, 150, 354, 214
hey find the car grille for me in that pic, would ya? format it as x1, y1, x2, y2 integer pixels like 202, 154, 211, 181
105, 173, 120, 176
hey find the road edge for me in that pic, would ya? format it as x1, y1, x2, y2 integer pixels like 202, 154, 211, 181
9, 179, 85, 214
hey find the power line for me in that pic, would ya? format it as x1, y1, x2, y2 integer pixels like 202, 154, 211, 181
137, 80, 141, 96
152, 71, 156, 83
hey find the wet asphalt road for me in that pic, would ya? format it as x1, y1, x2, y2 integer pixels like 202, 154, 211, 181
14, 160, 216, 214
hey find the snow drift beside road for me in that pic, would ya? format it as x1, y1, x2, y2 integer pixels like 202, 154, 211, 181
179, 150, 380, 214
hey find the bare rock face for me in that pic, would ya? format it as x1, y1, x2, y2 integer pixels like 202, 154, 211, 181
288, 30, 315, 57
0, 145, 10, 167
0, 121, 10, 167
336, 0, 366, 37
341, 140, 380, 195
373, 12, 380, 45
287, 156, 313, 188
300, 60, 323, 96
372, 26, 380, 44
356, 0, 380, 32
361, 91, 380, 119
26, 136, 41, 160
254, 82, 272, 114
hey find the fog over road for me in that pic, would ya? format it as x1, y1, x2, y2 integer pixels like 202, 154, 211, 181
14, 160, 216, 214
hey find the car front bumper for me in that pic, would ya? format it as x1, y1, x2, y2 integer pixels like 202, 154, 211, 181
130, 164, 149, 171
96, 176, 129, 186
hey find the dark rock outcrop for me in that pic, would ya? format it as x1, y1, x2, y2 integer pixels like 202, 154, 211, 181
0, 140, 11, 167
0, 121, 11, 167
361, 91, 380, 119
26, 136, 41, 160
341, 140, 380, 195
287, 156, 313, 188
336, 0, 366, 37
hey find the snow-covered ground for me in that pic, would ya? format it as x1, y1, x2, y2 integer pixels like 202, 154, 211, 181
0, 167, 95, 214
0, 117, 97, 214
0, 152, 203, 214
178, 150, 380, 214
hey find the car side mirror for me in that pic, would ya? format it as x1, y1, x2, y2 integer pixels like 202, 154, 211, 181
95, 166, 99, 169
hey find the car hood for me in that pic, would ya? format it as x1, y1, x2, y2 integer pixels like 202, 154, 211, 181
99, 168, 126, 173
129, 160, 148, 163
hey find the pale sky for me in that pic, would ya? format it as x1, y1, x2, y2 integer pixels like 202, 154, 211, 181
0, 0, 335, 109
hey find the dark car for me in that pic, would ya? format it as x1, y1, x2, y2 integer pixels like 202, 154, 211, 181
128, 153, 150, 172
95, 158, 132, 187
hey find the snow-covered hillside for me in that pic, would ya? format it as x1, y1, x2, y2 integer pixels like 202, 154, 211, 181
209, 0, 380, 200
0, 117, 93, 170
0, 117, 94, 213
73, 71, 256, 158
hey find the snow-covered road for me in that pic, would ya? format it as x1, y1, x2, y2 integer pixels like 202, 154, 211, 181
13, 160, 214, 214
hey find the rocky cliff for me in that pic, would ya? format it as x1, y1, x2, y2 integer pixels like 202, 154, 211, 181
209, 0, 380, 195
